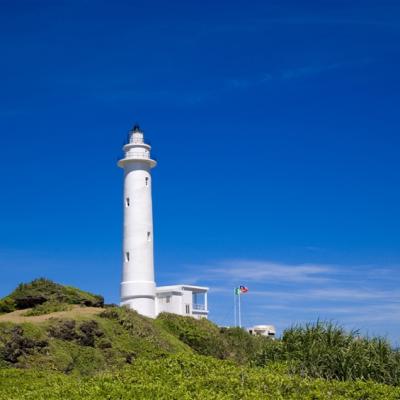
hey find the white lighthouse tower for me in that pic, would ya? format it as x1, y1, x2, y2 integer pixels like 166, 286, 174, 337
117, 124, 209, 320
117, 125, 157, 318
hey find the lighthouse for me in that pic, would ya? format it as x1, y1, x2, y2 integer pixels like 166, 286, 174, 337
118, 125, 157, 318
118, 124, 209, 320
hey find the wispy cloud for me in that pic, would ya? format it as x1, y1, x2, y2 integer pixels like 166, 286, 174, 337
281, 63, 343, 79
196, 17, 400, 38
186, 259, 335, 284
226, 74, 273, 90
174, 258, 399, 342
223, 61, 349, 92
211, 286, 400, 303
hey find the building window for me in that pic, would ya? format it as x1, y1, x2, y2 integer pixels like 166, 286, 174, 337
147, 231, 151, 241
125, 197, 130, 207
166, 296, 171, 303
145, 177, 149, 186
185, 304, 190, 314
125, 252, 130, 262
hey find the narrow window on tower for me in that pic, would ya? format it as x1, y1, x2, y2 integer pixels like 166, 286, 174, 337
147, 231, 151, 241
145, 177, 149, 187
185, 304, 190, 314
125, 252, 130, 262
125, 197, 130, 207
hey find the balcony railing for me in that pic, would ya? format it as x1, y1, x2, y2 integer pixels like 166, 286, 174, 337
125, 152, 150, 159
193, 304, 206, 311
124, 136, 152, 146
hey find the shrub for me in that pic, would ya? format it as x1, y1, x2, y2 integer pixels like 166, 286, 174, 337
220, 326, 269, 364
0, 326, 48, 364
0, 298, 16, 314
156, 313, 269, 364
0, 278, 104, 312
78, 320, 104, 347
48, 320, 80, 342
254, 321, 400, 386
156, 312, 230, 359
99, 306, 190, 356
48, 320, 104, 347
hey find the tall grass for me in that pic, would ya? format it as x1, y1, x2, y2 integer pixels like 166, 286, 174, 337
255, 321, 400, 385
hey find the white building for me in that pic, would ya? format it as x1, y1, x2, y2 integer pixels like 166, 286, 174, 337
118, 125, 209, 319
248, 325, 276, 338
156, 285, 208, 319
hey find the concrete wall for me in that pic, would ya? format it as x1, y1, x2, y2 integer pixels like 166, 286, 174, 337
156, 293, 182, 315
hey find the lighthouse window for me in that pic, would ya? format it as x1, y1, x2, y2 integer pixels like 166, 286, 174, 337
125, 252, 130, 262
125, 197, 130, 207
145, 177, 149, 186
147, 231, 151, 241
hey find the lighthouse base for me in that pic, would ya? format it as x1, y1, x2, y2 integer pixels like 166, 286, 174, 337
121, 297, 156, 318
120, 280, 156, 318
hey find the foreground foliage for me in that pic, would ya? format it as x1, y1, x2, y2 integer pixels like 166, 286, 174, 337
255, 322, 400, 386
0, 354, 399, 400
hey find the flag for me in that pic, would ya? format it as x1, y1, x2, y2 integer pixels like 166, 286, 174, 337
239, 285, 248, 293
235, 286, 249, 295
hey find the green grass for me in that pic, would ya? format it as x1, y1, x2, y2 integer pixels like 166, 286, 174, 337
0, 354, 399, 400
23, 302, 72, 316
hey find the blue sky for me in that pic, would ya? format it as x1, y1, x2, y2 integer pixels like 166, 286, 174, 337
0, 1, 399, 342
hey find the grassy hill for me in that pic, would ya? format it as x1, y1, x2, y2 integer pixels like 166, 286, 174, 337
0, 278, 103, 316
0, 279, 399, 399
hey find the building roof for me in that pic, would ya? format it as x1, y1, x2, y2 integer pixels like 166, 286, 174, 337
156, 284, 209, 294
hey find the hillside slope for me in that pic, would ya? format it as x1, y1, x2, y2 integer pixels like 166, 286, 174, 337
0, 278, 104, 315
0, 279, 399, 399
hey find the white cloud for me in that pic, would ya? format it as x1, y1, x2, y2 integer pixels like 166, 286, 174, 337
281, 63, 343, 79
190, 259, 335, 284
176, 258, 400, 341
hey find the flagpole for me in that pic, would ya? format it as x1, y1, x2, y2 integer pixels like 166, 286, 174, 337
234, 289, 237, 327
238, 292, 242, 328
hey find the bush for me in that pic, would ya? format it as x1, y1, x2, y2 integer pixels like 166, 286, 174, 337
48, 319, 104, 347
0, 326, 48, 364
254, 321, 400, 386
48, 320, 80, 342
78, 320, 104, 347
0, 279, 104, 312
156, 313, 269, 364
220, 326, 269, 364
156, 313, 230, 359
99, 306, 187, 355
0, 298, 16, 314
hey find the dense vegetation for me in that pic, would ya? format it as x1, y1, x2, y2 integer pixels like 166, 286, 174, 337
0, 278, 103, 315
0, 279, 399, 399
1, 354, 400, 400
255, 322, 400, 386
156, 312, 268, 363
